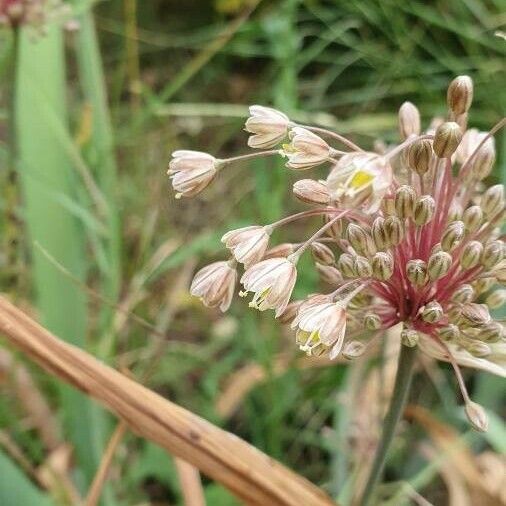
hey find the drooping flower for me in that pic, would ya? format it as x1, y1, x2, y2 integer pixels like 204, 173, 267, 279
221, 225, 272, 267
245, 106, 290, 149
284, 127, 332, 169
240, 257, 297, 316
190, 260, 237, 312
167, 150, 220, 198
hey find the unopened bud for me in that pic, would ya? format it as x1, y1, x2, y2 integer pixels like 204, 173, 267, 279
406, 259, 427, 286
494, 260, 506, 283
421, 301, 444, 323
347, 224, 375, 256
447, 75, 473, 115
277, 300, 303, 324
371, 252, 393, 280
364, 313, 382, 330
468, 341, 491, 358
324, 214, 345, 239
438, 324, 460, 341
451, 284, 475, 303
395, 185, 417, 219
465, 401, 488, 432
480, 321, 504, 343
460, 303, 491, 327
337, 253, 356, 278
461, 241, 483, 269
482, 240, 504, 269
449, 202, 463, 222
473, 277, 496, 294
481, 184, 504, 217
353, 255, 372, 278
473, 142, 495, 180
407, 139, 432, 175
293, 179, 330, 204
343, 340, 366, 359
401, 328, 419, 347
381, 197, 396, 216
433, 122, 462, 158
311, 242, 335, 265
384, 216, 404, 246
462, 205, 483, 233
398, 101, 421, 140
427, 251, 452, 281
486, 289, 506, 309
371, 217, 388, 250
441, 221, 465, 251
263, 243, 295, 260
316, 263, 343, 285
414, 195, 436, 226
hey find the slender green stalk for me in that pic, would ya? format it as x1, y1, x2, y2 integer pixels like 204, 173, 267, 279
359, 345, 417, 506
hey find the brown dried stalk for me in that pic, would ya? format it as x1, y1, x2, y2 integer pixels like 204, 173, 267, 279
0, 295, 335, 506
174, 457, 206, 506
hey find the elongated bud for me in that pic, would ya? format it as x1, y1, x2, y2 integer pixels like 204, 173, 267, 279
482, 240, 504, 269
324, 214, 345, 239
472, 141, 495, 180
441, 221, 465, 251
263, 243, 295, 260
480, 321, 504, 343
311, 242, 335, 265
465, 401, 488, 432
451, 284, 475, 303
277, 300, 303, 324
462, 205, 483, 232
384, 216, 404, 246
316, 263, 343, 285
398, 101, 421, 140
337, 253, 356, 278
486, 289, 506, 309
364, 313, 381, 330
460, 303, 491, 327
352, 255, 372, 278
293, 179, 331, 204
381, 197, 396, 216
433, 122, 462, 158
461, 240, 483, 269
395, 185, 416, 219
406, 259, 427, 286
473, 277, 495, 294
427, 251, 452, 281
447, 75, 473, 115
371, 217, 388, 250
468, 342, 491, 358
414, 195, 436, 226
343, 341, 366, 359
421, 301, 444, 323
407, 139, 432, 175
438, 324, 460, 341
494, 260, 506, 283
371, 252, 393, 280
347, 224, 376, 256
401, 328, 419, 347
481, 184, 504, 217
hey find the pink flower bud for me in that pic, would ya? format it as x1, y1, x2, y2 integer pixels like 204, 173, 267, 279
284, 127, 331, 169
245, 105, 290, 148
222, 225, 271, 268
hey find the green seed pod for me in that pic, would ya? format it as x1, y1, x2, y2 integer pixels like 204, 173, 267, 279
406, 259, 427, 286
414, 195, 436, 226
447, 75, 473, 115
311, 242, 335, 266
421, 301, 444, 323
384, 216, 404, 246
401, 328, 419, 347
364, 313, 382, 330
482, 240, 504, 269
427, 251, 452, 281
441, 221, 465, 251
451, 284, 475, 303
486, 289, 506, 309
433, 122, 462, 158
438, 324, 460, 341
481, 184, 504, 217
337, 253, 356, 278
462, 205, 483, 233
347, 224, 376, 256
371, 252, 394, 281
461, 241, 483, 269
407, 139, 433, 175
395, 185, 417, 219
353, 255, 372, 278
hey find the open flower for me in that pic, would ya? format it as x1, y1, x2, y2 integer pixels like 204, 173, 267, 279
284, 127, 331, 169
221, 225, 272, 267
327, 152, 392, 212
167, 150, 219, 198
292, 299, 347, 359
190, 260, 237, 312
245, 106, 290, 148
240, 257, 297, 316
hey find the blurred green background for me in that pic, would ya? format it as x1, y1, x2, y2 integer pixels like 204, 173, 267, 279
0, 0, 504, 504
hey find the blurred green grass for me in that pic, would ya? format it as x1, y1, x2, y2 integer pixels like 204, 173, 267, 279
0, 0, 504, 504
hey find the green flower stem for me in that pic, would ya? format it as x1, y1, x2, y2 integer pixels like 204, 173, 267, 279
359, 344, 417, 506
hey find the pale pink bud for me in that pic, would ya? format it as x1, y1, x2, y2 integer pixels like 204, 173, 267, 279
190, 260, 237, 312
167, 150, 219, 198
240, 257, 297, 316
245, 105, 290, 148
293, 179, 331, 204
465, 401, 488, 432
284, 127, 331, 169
221, 225, 271, 268
292, 300, 347, 359
398, 101, 421, 140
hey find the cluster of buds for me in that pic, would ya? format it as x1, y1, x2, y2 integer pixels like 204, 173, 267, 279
0, 0, 70, 31
169, 79, 505, 431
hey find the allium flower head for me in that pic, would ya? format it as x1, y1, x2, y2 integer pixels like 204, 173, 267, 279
245, 105, 290, 149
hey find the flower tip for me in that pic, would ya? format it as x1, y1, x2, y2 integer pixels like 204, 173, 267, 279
465, 401, 489, 432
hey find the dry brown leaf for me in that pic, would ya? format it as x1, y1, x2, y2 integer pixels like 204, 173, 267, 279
0, 295, 335, 506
